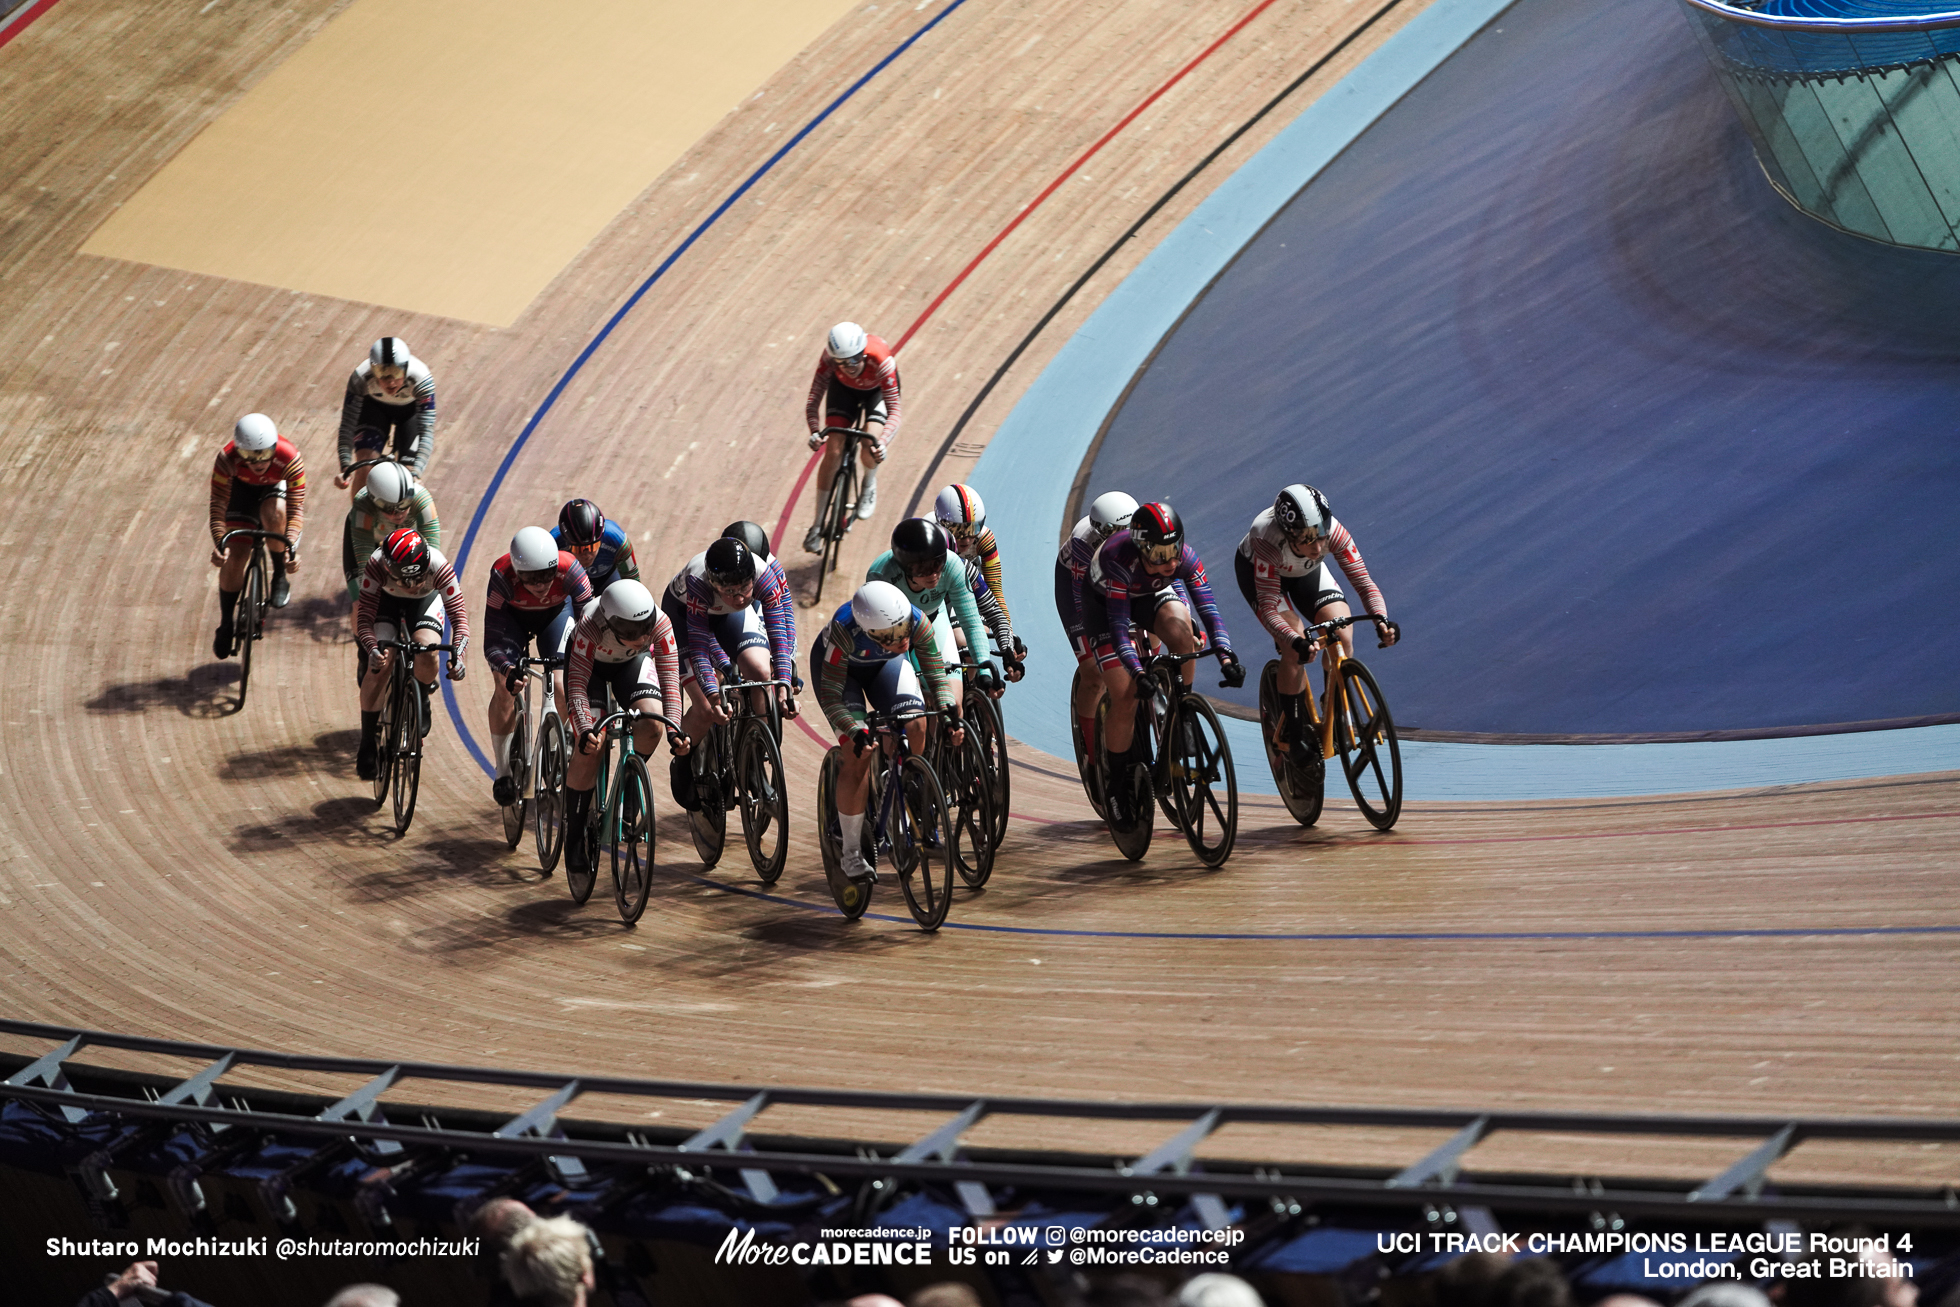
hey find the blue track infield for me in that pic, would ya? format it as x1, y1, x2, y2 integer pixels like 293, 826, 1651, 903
974, 0, 1960, 799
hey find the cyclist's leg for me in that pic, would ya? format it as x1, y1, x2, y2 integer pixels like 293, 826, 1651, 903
256, 490, 293, 610
357, 614, 400, 774
855, 386, 888, 517
348, 422, 390, 499
929, 609, 963, 718
716, 607, 772, 717
618, 654, 667, 757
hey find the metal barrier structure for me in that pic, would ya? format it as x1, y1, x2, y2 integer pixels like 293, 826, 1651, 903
1677, 0, 1960, 251
4, 1019, 1960, 1234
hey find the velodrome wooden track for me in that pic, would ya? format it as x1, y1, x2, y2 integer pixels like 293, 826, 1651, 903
3, 0, 1958, 1190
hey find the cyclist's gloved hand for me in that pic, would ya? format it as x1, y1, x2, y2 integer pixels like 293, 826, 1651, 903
870, 438, 889, 464
1012, 635, 1027, 661
1219, 657, 1246, 690
447, 657, 467, 682
1292, 635, 1319, 663
1004, 658, 1025, 684
1376, 616, 1401, 648
807, 429, 825, 451
503, 666, 526, 696
669, 730, 692, 757
975, 663, 1001, 695
851, 728, 874, 757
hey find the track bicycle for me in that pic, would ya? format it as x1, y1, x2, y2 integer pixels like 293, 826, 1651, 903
501, 653, 569, 873
578, 701, 685, 926
339, 456, 413, 574
369, 633, 456, 836
808, 425, 874, 607
1094, 647, 1238, 867
215, 528, 294, 711
1257, 613, 1401, 831
815, 706, 955, 931
941, 653, 1010, 887
686, 675, 791, 884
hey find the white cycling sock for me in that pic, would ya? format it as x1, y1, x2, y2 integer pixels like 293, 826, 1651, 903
839, 809, 864, 855
492, 732, 513, 777
861, 465, 878, 494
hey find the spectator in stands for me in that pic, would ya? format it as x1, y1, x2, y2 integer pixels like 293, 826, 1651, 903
324, 1289, 400, 1307
1676, 1287, 1767, 1307
910, 1286, 984, 1307
1431, 1250, 1512, 1307
1177, 1274, 1264, 1307
1595, 1297, 1666, 1307
1488, 1257, 1572, 1307
504, 1214, 597, 1307
1087, 1275, 1172, 1307
78, 1262, 215, 1307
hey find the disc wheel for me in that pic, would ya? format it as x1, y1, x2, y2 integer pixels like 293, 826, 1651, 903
610, 753, 655, 925
235, 549, 264, 710
689, 724, 728, 869
1332, 658, 1403, 831
389, 671, 421, 835
970, 691, 1010, 853
736, 718, 788, 884
1169, 694, 1237, 867
938, 729, 995, 889
1096, 698, 1153, 862
533, 713, 567, 873
1070, 664, 1105, 818
1259, 660, 1324, 827
816, 750, 868, 920
501, 700, 530, 850
893, 756, 954, 931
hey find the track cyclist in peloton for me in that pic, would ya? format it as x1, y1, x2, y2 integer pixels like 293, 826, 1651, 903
564, 581, 685, 881
802, 321, 902, 552
552, 498, 640, 596
485, 528, 594, 807
812, 580, 963, 883
1238, 483, 1399, 764
931, 484, 1025, 682
866, 519, 1001, 721
1057, 491, 1137, 762
209, 412, 306, 657
1083, 502, 1244, 823
334, 337, 437, 501
342, 462, 439, 603
352, 528, 469, 780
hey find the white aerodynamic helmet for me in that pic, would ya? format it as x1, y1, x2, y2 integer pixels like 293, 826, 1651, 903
366, 462, 415, 509
370, 337, 412, 370
510, 526, 560, 576
1089, 491, 1138, 537
600, 579, 657, 640
827, 321, 868, 361
852, 580, 912, 641
233, 413, 279, 452
932, 484, 986, 541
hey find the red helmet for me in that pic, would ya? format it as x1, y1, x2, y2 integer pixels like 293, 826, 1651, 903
1130, 502, 1184, 564
382, 528, 430, 581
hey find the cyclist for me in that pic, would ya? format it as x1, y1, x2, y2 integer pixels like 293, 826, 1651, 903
563, 580, 686, 880
931, 484, 1024, 681
1238, 483, 1399, 763
1082, 502, 1244, 823
802, 321, 901, 551
352, 528, 469, 780
485, 527, 594, 807
209, 412, 306, 657
1056, 491, 1137, 762
334, 337, 436, 501
551, 498, 640, 596
342, 462, 438, 604
865, 519, 998, 718
812, 579, 963, 883
660, 535, 798, 809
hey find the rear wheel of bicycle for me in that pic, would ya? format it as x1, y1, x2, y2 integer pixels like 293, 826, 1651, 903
533, 713, 568, 873
236, 549, 265, 708
502, 700, 530, 850
971, 691, 1010, 853
1070, 664, 1105, 818
1142, 679, 1180, 828
736, 718, 788, 884
894, 756, 954, 931
389, 671, 421, 834
567, 732, 609, 906
610, 753, 656, 925
688, 725, 728, 869
1170, 694, 1237, 867
816, 750, 868, 920
1332, 658, 1403, 831
371, 666, 394, 809
940, 731, 996, 889
1260, 660, 1324, 828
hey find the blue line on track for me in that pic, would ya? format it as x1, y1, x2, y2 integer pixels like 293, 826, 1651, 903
682, 876, 1960, 942
439, 0, 973, 772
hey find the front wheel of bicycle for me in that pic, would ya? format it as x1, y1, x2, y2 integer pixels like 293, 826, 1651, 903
813, 457, 857, 605
610, 753, 655, 925
236, 549, 265, 709
816, 749, 868, 920
736, 718, 788, 884
894, 756, 954, 931
502, 699, 531, 850
389, 670, 421, 835
688, 725, 728, 869
1332, 658, 1403, 831
533, 712, 567, 873
371, 670, 395, 810
1260, 660, 1325, 828
939, 730, 996, 889
1170, 694, 1237, 867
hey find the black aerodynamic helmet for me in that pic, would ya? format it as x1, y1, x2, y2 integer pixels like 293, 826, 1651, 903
721, 519, 771, 560
704, 536, 755, 588
557, 498, 606, 547
890, 518, 949, 574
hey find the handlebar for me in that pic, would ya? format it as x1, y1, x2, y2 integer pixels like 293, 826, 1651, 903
589, 706, 686, 744
817, 425, 872, 440
376, 637, 456, 653
343, 456, 407, 476
217, 528, 295, 551
515, 653, 566, 672
716, 676, 793, 703
1304, 612, 1399, 649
